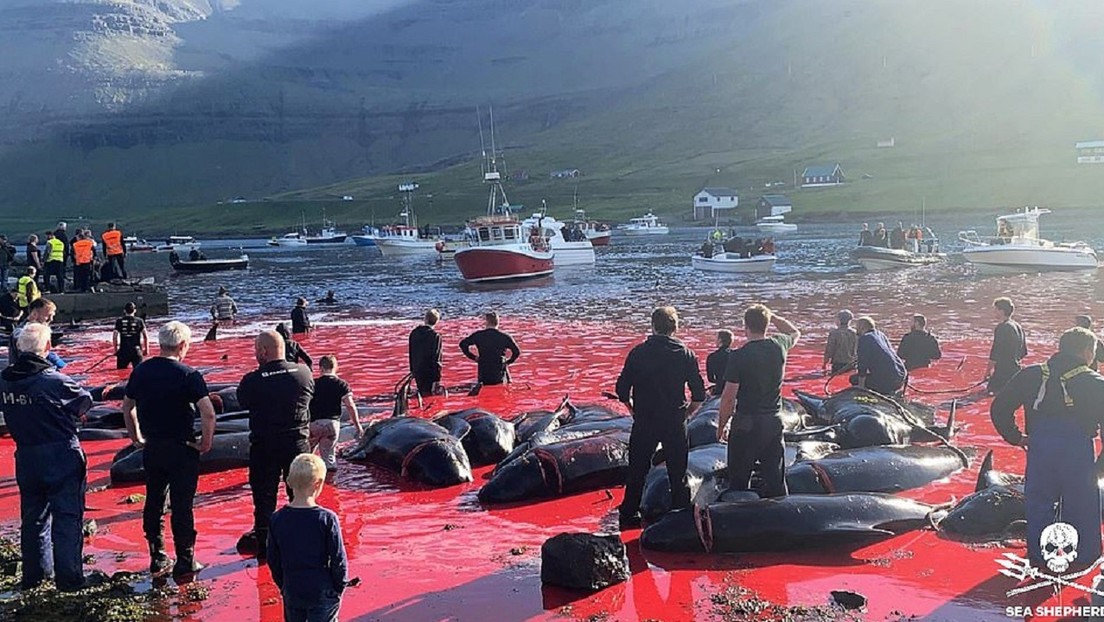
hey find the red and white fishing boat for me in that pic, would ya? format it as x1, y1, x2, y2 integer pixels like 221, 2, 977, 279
572, 209, 612, 246
453, 110, 554, 283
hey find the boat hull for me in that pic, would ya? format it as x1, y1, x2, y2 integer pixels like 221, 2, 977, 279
170, 258, 249, 273
376, 239, 439, 256
587, 231, 612, 246
961, 246, 1098, 273
453, 248, 554, 283
621, 227, 670, 236
549, 242, 596, 266
691, 253, 775, 273
305, 235, 348, 244
852, 247, 943, 271
351, 236, 378, 247
756, 223, 798, 234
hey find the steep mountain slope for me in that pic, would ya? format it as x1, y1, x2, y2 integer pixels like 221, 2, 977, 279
1, 0, 1103, 226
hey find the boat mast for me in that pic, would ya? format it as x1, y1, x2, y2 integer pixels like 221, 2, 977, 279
398, 182, 418, 228
480, 106, 509, 217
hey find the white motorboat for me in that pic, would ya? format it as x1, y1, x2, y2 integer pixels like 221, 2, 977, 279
618, 212, 669, 235
571, 208, 611, 246
376, 186, 447, 257
154, 236, 201, 253
692, 252, 775, 273
521, 209, 595, 266
351, 226, 381, 247
958, 207, 1097, 273
269, 232, 309, 247
851, 245, 943, 271
123, 236, 154, 252
755, 215, 798, 234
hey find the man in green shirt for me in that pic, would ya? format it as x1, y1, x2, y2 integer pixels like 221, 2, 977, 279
717, 304, 801, 498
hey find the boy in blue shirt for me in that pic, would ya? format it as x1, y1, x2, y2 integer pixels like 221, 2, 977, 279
267, 453, 348, 622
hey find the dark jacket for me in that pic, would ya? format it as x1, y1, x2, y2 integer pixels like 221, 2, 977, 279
705, 346, 730, 396
238, 360, 314, 442
897, 330, 942, 370
856, 330, 907, 394
409, 325, 443, 380
990, 352, 1104, 446
0, 353, 91, 448
459, 328, 520, 385
291, 306, 311, 334
25, 243, 41, 271
616, 335, 707, 419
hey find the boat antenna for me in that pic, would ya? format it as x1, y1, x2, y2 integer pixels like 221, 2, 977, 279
477, 106, 487, 179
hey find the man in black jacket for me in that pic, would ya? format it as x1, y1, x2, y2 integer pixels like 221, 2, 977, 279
409, 309, 443, 396
896, 314, 942, 370
616, 307, 706, 529
459, 312, 520, 386
235, 330, 314, 557
986, 297, 1027, 394
990, 328, 1104, 571
705, 329, 733, 396
1073, 315, 1104, 371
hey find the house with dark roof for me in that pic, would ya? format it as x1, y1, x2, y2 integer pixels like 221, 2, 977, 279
801, 164, 845, 187
692, 187, 738, 221
756, 195, 792, 219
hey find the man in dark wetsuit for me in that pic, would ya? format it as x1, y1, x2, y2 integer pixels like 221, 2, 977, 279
459, 312, 520, 386
705, 329, 733, 397
276, 322, 313, 369
235, 330, 314, 557
112, 302, 148, 370
291, 297, 311, 334
1073, 315, 1104, 371
408, 309, 443, 396
823, 310, 857, 374
896, 314, 942, 371
121, 321, 215, 579
718, 305, 800, 499
851, 316, 907, 395
986, 297, 1027, 394
616, 306, 706, 528
990, 328, 1104, 571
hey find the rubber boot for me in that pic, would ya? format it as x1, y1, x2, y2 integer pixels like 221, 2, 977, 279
172, 545, 204, 580
149, 540, 173, 577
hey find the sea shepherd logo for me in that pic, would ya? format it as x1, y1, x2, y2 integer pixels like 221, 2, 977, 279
995, 521, 1104, 599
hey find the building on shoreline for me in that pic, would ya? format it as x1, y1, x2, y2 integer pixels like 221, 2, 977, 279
693, 187, 739, 221
1076, 140, 1104, 164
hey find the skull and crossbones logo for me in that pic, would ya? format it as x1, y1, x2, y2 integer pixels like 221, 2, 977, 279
996, 521, 1104, 597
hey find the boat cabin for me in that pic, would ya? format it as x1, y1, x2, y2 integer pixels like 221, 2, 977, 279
995, 208, 1049, 242
629, 213, 663, 228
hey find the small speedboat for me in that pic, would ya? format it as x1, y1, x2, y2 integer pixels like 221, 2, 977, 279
351, 226, 381, 247
755, 215, 798, 234
959, 207, 1097, 273
619, 213, 669, 235
155, 236, 201, 253
691, 252, 775, 273
851, 245, 943, 271
169, 252, 249, 272
123, 236, 155, 252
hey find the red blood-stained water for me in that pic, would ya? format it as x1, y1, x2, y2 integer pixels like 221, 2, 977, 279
0, 304, 1100, 621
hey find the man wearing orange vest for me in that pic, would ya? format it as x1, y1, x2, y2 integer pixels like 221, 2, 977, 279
71, 231, 96, 293
101, 222, 127, 280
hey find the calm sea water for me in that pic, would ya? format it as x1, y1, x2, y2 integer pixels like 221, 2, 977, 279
122, 208, 1104, 342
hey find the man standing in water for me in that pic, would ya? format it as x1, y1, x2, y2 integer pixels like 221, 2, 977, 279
823, 310, 857, 374
236, 330, 314, 557
121, 321, 215, 579
409, 309, 443, 396
986, 297, 1027, 394
990, 328, 1104, 572
851, 316, 907, 396
459, 312, 520, 387
616, 307, 706, 528
717, 305, 800, 499
113, 302, 148, 370
705, 329, 733, 396
896, 314, 942, 370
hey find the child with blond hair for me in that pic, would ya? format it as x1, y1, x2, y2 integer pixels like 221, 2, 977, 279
267, 453, 349, 622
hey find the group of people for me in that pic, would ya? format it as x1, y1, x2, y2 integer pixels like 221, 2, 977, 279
699, 233, 775, 259
3, 222, 129, 303
858, 221, 936, 253
7, 284, 1104, 618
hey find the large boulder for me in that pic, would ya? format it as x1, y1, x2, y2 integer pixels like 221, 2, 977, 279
540, 533, 629, 592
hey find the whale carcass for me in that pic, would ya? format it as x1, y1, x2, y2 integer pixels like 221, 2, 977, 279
791, 388, 955, 448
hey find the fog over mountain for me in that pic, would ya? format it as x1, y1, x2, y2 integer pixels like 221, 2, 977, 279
1, 0, 1103, 217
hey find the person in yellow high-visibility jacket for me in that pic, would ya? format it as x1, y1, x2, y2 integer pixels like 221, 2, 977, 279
16, 267, 40, 319
43, 232, 66, 294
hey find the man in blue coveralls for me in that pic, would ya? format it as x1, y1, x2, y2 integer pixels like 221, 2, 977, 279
990, 327, 1104, 571
0, 323, 92, 591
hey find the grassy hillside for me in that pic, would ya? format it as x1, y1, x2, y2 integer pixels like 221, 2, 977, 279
3, 0, 1104, 235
